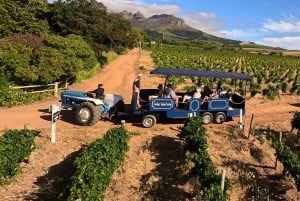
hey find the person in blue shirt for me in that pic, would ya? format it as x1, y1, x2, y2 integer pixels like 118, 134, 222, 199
90, 83, 104, 99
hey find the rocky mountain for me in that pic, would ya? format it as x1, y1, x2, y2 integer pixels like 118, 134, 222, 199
120, 11, 240, 46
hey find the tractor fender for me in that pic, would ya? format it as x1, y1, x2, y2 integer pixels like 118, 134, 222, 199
103, 94, 124, 107
86, 98, 104, 106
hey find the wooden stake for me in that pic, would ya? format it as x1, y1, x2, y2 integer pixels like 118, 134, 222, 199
24, 123, 30, 130
121, 120, 126, 127
221, 169, 226, 194
248, 114, 255, 138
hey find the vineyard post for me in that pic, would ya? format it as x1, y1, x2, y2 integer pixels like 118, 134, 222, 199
121, 120, 126, 127
24, 123, 30, 130
275, 132, 282, 169
243, 114, 246, 133
238, 109, 243, 129
221, 169, 226, 194
279, 131, 282, 142
248, 114, 255, 138
139, 41, 142, 55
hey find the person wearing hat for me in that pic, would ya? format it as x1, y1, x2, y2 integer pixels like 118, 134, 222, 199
131, 73, 142, 109
89, 83, 105, 99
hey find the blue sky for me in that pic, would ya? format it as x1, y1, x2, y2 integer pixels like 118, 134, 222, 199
98, 0, 300, 50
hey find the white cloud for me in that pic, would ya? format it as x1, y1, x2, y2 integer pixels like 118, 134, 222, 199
256, 36, 300, 50
182, 12, 225, 37
98, 0, 180, 17
221, 29, 249, 39
262, 19, 300, 33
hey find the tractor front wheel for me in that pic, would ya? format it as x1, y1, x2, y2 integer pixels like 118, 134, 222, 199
75, 102, 100, 126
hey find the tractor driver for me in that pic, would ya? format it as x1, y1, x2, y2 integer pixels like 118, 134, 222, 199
89, 83, 104, 99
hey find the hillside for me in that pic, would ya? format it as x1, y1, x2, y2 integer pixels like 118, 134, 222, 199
120, 11, 240, 46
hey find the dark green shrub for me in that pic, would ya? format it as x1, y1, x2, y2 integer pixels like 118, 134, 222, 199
292, 112, 300, 131
60, 126, 129, 201
0, 129, 37, 185
262, 85, 279, 100
250, 83, 260, 97
179, 117, 231, 200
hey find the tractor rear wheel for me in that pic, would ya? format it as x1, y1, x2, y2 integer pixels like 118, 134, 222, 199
202, 112, 213, 124
75, 102, 100, 126
142, 115, 157, 128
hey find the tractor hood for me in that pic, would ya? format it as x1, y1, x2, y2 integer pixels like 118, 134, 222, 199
60, 90, 104, 106
61, 90, 88, 98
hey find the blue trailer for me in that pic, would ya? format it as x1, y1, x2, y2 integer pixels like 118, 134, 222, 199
131, 67, 251, 128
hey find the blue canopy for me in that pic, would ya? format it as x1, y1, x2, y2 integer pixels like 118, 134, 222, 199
150, 67, 251, 81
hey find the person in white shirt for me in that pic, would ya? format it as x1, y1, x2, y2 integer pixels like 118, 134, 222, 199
170, 86, 181, 107
165, 84, 181, 107
182, 85, 201, 102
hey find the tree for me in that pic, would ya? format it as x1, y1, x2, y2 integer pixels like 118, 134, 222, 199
0, 33, 98, 85
35, 34, 98, 84
0, 0, 49, 37
48, 0, 135, 54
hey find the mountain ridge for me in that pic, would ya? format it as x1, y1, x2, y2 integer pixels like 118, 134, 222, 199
119, 11, 241, 46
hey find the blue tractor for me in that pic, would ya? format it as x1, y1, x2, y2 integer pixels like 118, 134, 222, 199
132, 67, 251, 128
60, 91, 125, 126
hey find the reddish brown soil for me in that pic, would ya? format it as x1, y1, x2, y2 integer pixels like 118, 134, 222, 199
0, 48, 299, 201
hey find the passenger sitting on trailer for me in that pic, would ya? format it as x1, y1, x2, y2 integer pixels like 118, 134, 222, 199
182, 84, 201, 102
149, 84, 164, 100
225, 89, 233, 100
201, 88, 218, 104
164, 84, 181, 107
201, 86, 212, 103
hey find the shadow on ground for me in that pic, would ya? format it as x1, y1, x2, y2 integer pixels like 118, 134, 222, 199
139, 134, 194, 200
223, 159, 293, 201
289, 103, 300, 108
23, 148, 84, 201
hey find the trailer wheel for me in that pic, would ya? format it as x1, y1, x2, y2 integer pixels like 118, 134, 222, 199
75, 102, 100, 126
202, 112, 213, 124
142, 115, 156, 128
214, 112, 226, 124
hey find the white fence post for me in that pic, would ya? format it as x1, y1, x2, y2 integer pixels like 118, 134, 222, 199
54, 82, 59, 97
65, 79, 69, 89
